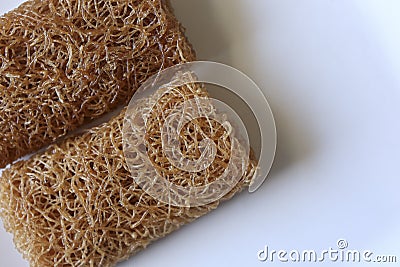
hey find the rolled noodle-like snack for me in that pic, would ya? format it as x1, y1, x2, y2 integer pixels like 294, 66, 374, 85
0, 72, 257, 266
0, 0, 195, 168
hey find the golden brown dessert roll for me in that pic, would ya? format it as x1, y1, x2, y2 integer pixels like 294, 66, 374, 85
0, 72, 257, 267
0, 0, 195, 168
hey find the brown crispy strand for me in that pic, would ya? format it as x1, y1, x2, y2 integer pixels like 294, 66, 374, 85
0, 75, 257, 266
0, 0, 195, 168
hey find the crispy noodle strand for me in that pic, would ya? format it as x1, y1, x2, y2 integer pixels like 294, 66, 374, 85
0, 0, 195, 168
0, 74, 257, 266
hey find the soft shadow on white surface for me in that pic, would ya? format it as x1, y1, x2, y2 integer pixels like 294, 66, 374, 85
0, 206, 28, 266
0, 1, 24, 15
1, 1, 400, 267
170, 0, 231, 61
128, 1, 400, 267
170, 0, 314, 175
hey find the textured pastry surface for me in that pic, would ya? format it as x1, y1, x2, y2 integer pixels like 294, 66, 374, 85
0, 0, 195, 168
0, 72, 256, 266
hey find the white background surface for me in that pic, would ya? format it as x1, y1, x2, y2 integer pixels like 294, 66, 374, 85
1, 0, 400, 266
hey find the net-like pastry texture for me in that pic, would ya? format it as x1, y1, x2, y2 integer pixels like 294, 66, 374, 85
124, 71, 252, 207
0, 0, 196, 168
0, 74, 257, 266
